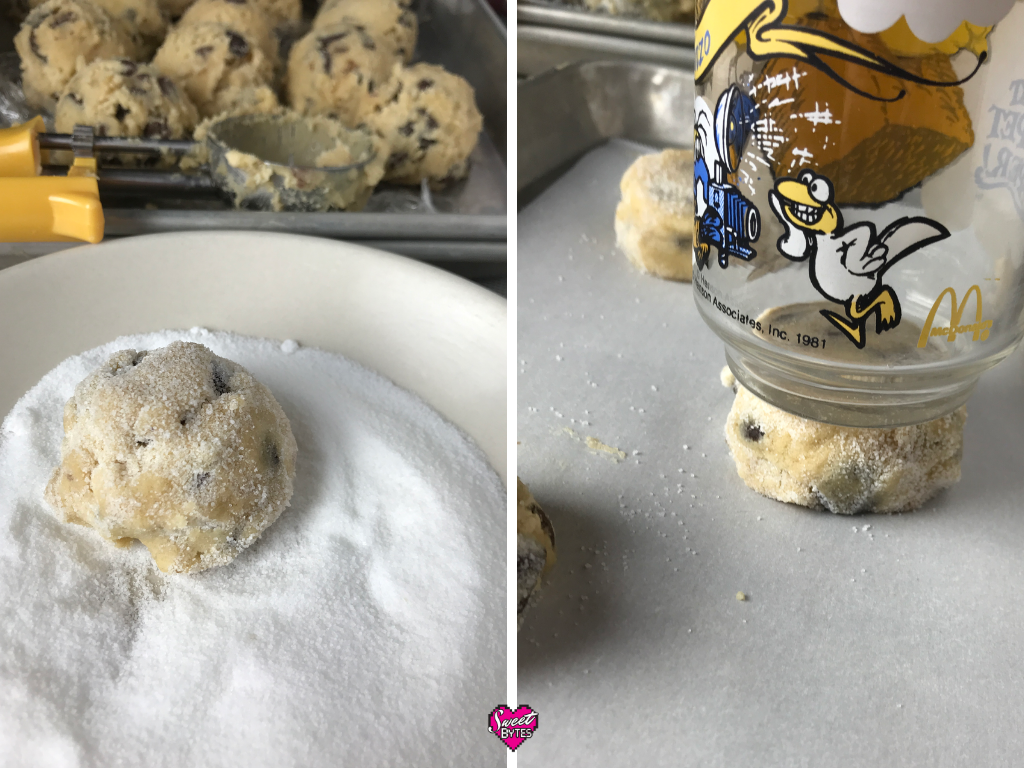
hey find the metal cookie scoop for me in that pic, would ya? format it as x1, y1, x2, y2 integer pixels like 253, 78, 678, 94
204, 113, 382, 213
22, 113, 382, 226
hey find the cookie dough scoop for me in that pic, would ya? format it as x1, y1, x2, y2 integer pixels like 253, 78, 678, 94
517, 478, 556, 629
45, 341, 298, 574
724, 380, 966, 515
204, 110, 386, 211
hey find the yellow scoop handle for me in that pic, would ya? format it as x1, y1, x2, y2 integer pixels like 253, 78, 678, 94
0, 118, 104, 244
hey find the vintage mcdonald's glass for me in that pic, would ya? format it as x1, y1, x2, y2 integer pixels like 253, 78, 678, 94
693, 0, 1024, 426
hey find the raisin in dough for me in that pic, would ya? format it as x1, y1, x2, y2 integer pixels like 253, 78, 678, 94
517, 478, 556, 629
55, 59, 198, 147
287, 21, 398, 125
178, 0, 280, 67
45, 342, 298, 574
368, 62, 482, 187
615, 149, 694, 282
314, 0, 418, 62
153, 21, 277, 118
15, 0, 133, 111
725, 384, 966, 515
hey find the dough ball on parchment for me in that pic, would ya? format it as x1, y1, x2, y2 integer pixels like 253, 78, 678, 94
517, 478, 556, 629
725, 383, 965, 515
45, 341, 298, 574
615, 149, 694, 282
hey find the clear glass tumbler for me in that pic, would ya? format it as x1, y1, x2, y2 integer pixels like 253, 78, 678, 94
694, 0, 1024, 425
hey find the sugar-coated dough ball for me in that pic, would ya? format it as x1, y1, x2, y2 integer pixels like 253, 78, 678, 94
45, 342, 298, 574
725, 384, 965, 515
287, 21, 398, 125
368, 63, 482, 187
517, 478, 556, 629
314, 0, 418, 62
615, 149, 694, 282
55, 59, 198, 142
15, 0, 133, 110
153, 21, 277, 118
178, 0, 279, 66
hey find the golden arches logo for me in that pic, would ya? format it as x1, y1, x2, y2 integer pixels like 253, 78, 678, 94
917, 285, 993, 348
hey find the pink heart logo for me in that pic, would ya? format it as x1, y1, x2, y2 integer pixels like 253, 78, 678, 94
488, 704, 538, 752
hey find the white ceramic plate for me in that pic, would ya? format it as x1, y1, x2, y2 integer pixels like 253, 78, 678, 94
0, 231, 507, 481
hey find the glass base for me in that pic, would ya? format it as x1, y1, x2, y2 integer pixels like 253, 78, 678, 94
724, 345, 980, 428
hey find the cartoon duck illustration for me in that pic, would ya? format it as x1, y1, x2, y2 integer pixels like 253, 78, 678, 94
768, 170, 950, 348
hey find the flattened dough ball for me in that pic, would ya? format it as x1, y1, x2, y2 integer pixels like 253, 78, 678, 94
45, 341, 298, 574
615, 149, 694, 282
517, 478, 556, 629
725, 384, 965, 515
287, 21, 398, 124
55, 59, 199, 145
314, 0, 418, 62
153, 21, 277, 118
15, 0, 133, 110
368, 63, 483, 187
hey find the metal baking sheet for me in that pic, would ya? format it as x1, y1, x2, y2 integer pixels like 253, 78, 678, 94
517, 1, 693, 76
517, 64, 1024, 766
0, 0, 506, 246
519, 0, 695, 44
519, 60, 692, 203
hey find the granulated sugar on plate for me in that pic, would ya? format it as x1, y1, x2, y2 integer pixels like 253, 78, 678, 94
0, 328, 504, 768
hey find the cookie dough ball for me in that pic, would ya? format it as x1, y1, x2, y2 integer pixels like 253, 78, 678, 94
28, 0, 167, 58
367, 63, 482, 187
615, 149, 694, 282
178, 0, 279, 66
93, 0, 168, 58
157, 0, 195, 17
153, 21, 277, 118
314, 0, 418, 62
251, 0, 300, 27
287, 21, 398, 124
45, 342, 298, 574
517, 479, 556, 629
725, 384, 966, 515
55, 59, 198, 145
15, 0, 133, 110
